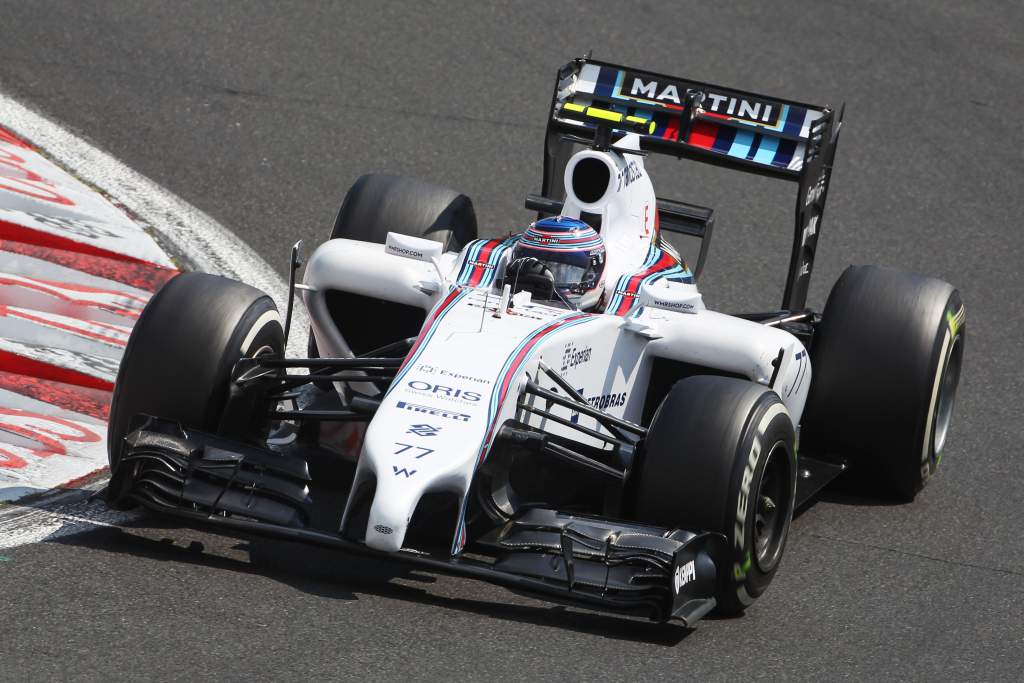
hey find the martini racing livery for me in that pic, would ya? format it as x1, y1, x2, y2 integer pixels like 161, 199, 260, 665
105, 58, 965, 626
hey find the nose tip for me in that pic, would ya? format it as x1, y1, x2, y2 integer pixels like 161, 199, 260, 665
364, 477, 416, 552
365, 519, 405, 552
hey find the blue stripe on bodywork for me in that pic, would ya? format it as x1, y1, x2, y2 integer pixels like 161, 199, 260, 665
753, 135, 780, 165
595, 66, 617, 97
727, 130, 755, 159
450, 313, 597, 554
384, 287, 468, 396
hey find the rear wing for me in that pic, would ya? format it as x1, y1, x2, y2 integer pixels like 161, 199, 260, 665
539, 57, 844, 311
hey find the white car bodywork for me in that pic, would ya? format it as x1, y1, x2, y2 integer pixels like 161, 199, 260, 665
302, 134, 810, 555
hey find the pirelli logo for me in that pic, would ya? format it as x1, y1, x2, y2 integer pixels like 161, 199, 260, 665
396, 401, 470, 422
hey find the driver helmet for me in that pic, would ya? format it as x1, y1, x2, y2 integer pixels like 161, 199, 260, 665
510, 216, 606, 310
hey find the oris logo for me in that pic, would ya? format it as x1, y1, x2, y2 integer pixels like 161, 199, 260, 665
407, 380, 481, 402
561, 344, 592, 372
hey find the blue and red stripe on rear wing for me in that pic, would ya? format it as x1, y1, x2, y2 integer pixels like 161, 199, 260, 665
551, 59, 838, 179
541, 58, 844, 312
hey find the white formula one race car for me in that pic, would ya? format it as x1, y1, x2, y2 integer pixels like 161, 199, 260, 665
106, 58, 965, 625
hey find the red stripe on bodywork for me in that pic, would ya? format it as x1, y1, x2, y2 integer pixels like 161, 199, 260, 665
613, 252, 679, 316
663, 116, 679, 141
469, 241, 498, 286
687, 120, 719, 149
0, 219, 162, 266
397, 287, 464, 374
0, 239, 177, 292
0, 349, 114, 391
479, 312, 590, 467
0, 372, 111, 420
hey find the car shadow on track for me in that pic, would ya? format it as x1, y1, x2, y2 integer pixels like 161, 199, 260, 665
796, 474, 913, 516
54, 518, 694, 646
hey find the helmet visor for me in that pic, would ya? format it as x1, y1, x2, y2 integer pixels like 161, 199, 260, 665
512, 244, 603, 294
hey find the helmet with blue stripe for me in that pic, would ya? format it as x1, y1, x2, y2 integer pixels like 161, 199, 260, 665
511, 216, 606, 310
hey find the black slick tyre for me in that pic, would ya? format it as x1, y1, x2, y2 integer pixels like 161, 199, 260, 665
108, 272, 284, 473
309, 173, 478, 359
329, 173, 477, 249
631, 376, 797, 615
801, 265, 965, 501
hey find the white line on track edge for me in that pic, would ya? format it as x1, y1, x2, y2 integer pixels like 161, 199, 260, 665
0, 90, 309, 358
0, 89, 310, 547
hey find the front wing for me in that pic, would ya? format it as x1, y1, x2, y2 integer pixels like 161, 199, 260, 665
108, 417, 728, 625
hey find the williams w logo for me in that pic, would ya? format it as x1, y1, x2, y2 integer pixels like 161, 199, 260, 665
393, 466, 417, 478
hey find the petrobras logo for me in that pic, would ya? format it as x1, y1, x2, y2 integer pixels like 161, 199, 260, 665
407, 380, 482, 402
616, 159, 643, 191
396, 401, 470, 422
674, 560, 696, 594
587, 392, 627, 410
624, 71, 782, 126
561, 343, 592, 372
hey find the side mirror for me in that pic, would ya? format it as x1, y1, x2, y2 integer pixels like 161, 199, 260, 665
385, 232, 444, 263
637, 280, 704, 314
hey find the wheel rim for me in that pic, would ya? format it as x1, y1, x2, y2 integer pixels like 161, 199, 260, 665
753, 441, 790, 574
933, 335, 964, 458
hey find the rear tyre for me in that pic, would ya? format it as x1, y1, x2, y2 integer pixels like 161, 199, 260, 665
309, 173, 478, 358
631, 376, 797, 615
108, 272, 284, 474
801, 265, 965, 501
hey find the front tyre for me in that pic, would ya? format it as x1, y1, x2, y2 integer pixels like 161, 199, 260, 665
108, 272, 284, 475
631, 376, 797, 615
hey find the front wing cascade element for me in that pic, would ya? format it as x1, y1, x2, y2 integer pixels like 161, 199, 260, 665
481, 509, 726, 624
108, 421, 728, 625
107, 417, 313, 527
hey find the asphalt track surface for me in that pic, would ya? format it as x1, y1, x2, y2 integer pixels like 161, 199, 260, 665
1, 1, 1022, 680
